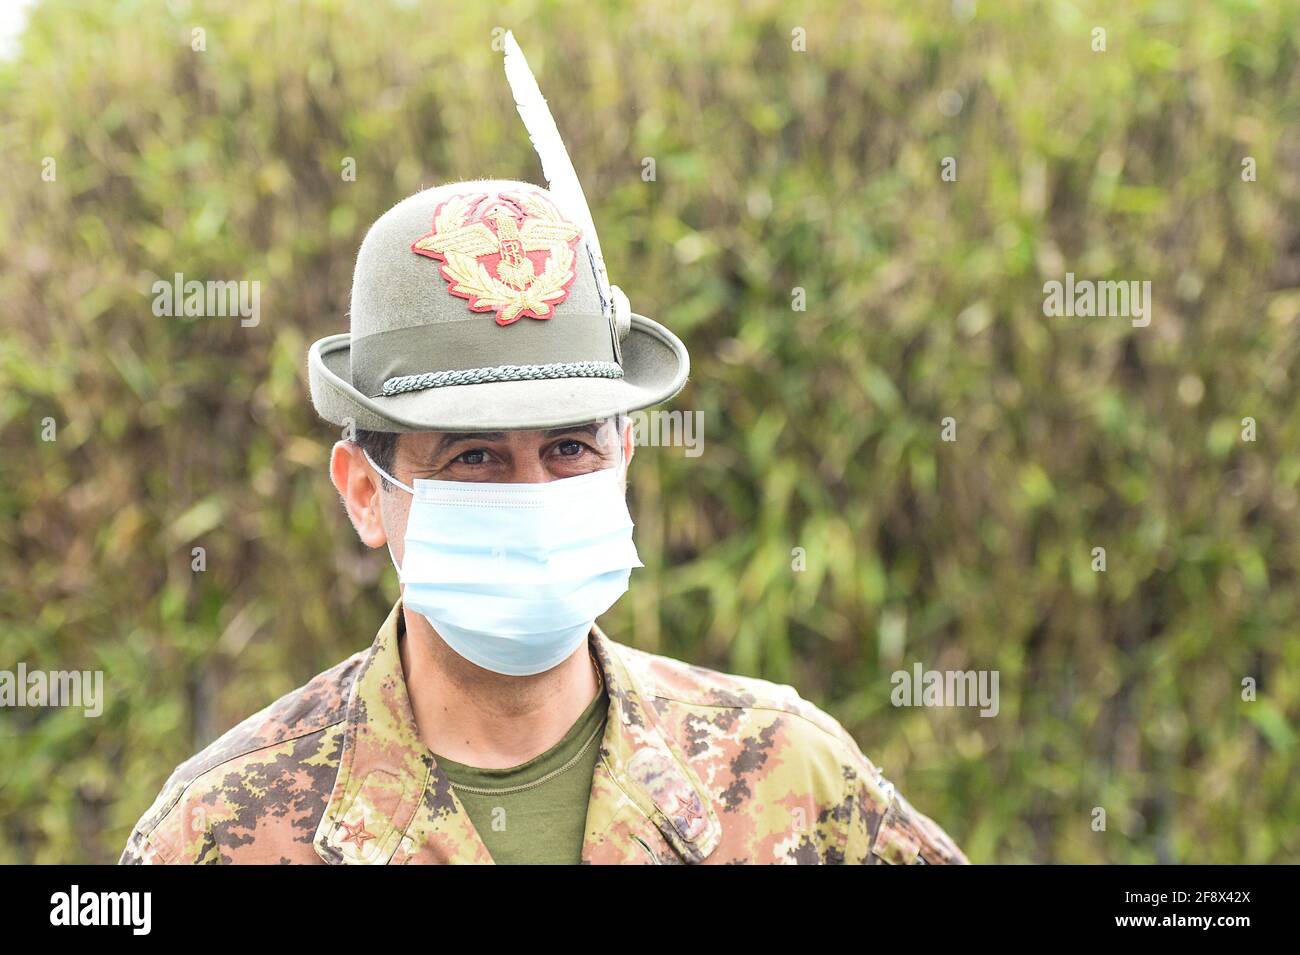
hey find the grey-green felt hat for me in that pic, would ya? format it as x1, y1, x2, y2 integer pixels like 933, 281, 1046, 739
308, 178, 690, 433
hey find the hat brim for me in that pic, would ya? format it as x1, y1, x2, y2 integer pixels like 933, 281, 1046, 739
308, 313, 689, 433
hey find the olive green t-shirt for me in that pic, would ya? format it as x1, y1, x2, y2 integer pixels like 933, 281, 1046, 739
432, 680, 609, 865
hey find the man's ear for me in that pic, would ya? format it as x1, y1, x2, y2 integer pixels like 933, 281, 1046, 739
619, 415, 635, 470
330, 440, 389, 548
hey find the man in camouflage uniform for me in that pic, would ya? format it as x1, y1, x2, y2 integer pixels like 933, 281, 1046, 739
121, 598, 965, 865
121, 41, 966, 867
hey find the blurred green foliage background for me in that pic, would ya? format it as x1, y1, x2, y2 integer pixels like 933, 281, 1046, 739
1, 0, 1298, 864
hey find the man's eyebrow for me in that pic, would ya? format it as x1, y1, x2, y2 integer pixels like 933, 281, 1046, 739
543, 423, 604, 440
432, 431, 507, 455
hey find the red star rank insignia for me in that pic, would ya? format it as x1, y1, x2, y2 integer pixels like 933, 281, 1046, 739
338, 817, 375, 850
411, 190, 584, 325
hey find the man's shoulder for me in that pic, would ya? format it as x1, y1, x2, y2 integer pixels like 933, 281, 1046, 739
607, 640, 969, 864
173, 648, 365, 781
120, 648, 368, 864
608, 640, 868, 767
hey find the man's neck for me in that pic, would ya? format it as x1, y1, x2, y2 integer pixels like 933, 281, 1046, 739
397, 605, 602, 769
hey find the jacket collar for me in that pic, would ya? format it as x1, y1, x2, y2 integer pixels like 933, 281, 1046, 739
582, 621, 721, 863
314, 601, 719, 864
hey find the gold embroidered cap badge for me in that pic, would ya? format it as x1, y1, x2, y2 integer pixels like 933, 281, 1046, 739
411, 190, 584, 325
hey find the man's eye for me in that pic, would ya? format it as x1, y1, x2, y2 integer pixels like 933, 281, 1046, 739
556, 440, 587, 457
456, 449, 489, 465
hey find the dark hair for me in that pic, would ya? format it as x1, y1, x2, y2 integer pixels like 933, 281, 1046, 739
354, 429, 401, 489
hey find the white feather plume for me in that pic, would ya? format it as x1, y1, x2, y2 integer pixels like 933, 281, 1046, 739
502, 30, 612, 318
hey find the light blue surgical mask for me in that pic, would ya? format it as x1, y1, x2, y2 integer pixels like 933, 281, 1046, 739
362, 447, 643, 676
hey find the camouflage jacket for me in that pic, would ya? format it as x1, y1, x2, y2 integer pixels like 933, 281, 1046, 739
120, 602, 967, 865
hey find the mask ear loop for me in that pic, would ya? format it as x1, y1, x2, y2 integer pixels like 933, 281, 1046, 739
361, 446, 416, 496
358, 445, 414, 578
